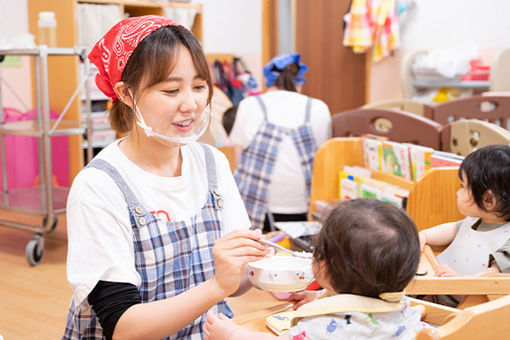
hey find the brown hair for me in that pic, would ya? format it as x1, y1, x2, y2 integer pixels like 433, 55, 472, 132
314, 199, 420, 298
272, 63, 299, 92
109, 25, 212, 134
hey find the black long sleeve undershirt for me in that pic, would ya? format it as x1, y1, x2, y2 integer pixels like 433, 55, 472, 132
87, 280, 141, 340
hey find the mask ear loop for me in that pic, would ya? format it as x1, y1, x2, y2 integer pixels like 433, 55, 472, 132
128, 89, 155, 137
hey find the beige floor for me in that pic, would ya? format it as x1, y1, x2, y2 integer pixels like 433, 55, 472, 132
0, 211, 281, 339
0, 211, 70, 339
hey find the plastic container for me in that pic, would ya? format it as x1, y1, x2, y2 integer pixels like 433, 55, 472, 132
38, 11, 57, 47
0, 108, 69, 191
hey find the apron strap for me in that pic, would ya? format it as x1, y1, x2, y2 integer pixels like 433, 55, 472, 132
254, 95, 268, 120
199, 143, 223, 210
304, 97, 312, 123
85, 158, 142, 214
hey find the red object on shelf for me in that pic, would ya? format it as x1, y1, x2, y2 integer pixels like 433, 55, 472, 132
461, 59, 490, 81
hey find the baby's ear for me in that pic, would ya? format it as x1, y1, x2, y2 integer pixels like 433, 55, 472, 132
482, 190, 497, 210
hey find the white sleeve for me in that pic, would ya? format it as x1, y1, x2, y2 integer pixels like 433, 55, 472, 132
66, 168, 141, 307
229, 97, 264, 149
310, 98, 332, 148
210, 146, 251, 234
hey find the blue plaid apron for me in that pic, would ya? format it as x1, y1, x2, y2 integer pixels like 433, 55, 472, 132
63, 144, 232, 340
234, 96, 317, 230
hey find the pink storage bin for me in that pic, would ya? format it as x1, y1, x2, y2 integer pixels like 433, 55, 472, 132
0, 107, 69, 191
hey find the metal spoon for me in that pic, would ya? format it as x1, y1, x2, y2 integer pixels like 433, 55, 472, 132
258, 239, 313, 259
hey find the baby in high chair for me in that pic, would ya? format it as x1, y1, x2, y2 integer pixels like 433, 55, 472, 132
419, 144, 510, 277
204, 199, 425, 339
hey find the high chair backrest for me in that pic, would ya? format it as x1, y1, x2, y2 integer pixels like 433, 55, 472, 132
440, 119, 510, 156
332, 109, 443, 149
432, 96, 510, 130
362, 99, 434, 118
417, 294, 510, 339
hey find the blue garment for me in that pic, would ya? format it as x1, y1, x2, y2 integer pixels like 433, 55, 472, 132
263, 53, 308, 87
63, 144, 231, 339
234, 96, 317, 230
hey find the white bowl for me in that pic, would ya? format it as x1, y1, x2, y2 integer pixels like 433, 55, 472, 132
247, 256, 314, 292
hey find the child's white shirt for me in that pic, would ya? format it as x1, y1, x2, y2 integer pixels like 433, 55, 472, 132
66, 141, 250, 306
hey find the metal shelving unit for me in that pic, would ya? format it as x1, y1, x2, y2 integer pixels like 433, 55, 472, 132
0, 45, 92, 265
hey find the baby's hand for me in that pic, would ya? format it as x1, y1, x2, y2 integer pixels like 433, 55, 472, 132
418, 231, 427, 252
435, 264, 460, 277
204, 311, 241, 340
288, 290, 323, 310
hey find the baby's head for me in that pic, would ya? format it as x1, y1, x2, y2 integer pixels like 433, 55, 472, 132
313, 199, 420, 298
458, 145, 510, 221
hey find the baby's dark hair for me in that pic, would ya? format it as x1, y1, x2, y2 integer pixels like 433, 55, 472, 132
222, 105, 238, 136
314, 199, 420, 298
459, 144, 510, 221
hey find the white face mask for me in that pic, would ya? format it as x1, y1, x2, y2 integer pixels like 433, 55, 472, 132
128, 89, 211, 144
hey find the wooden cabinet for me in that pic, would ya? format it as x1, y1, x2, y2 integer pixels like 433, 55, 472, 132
26, 0, 203, 183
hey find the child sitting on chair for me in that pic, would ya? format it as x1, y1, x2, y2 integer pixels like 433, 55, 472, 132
204, 199, 425, 339
420, 144, 510, 277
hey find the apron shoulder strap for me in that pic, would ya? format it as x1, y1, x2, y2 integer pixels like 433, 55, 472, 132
85, 158, 141, 211
254, 95, 268, 120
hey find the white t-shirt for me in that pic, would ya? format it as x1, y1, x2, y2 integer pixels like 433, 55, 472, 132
66, 141, 250, 306
230, 90, 332, 213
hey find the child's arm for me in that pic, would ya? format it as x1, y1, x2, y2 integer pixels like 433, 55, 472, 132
288, 289, 327, 310
419, 222, 458, 251
204, 311, 289, 340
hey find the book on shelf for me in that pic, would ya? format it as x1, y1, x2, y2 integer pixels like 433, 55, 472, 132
407, 144, 433, 181
362, 138, 383, 171
381, 141, 412, 180
430, 151, 464, 168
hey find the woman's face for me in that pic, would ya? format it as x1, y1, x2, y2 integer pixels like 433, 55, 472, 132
133, 45, 209, 144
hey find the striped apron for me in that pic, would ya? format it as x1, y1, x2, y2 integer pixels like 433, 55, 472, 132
63, 144, 232, 339
234, 96, 317, 230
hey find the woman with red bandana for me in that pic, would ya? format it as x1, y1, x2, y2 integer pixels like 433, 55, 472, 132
63, 16, 269, 340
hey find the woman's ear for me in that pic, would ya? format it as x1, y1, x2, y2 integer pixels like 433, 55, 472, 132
114, 82, 134, 107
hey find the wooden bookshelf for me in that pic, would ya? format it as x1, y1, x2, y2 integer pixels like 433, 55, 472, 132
309, 138, 463, 230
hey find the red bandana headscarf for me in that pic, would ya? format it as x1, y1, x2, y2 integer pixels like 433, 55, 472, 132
88, 15, 185, 101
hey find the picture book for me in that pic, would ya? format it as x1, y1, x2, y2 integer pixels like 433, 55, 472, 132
381, 141, 411, 180
407, 144, 433, 181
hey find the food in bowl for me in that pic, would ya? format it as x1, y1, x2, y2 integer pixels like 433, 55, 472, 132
247, 256, 314, 292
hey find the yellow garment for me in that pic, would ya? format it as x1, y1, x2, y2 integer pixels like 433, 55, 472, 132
343, 0, 400, 62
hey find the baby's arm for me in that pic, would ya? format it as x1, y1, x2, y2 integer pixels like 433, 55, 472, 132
419, 222, 457, 251
204, 311, 289, 340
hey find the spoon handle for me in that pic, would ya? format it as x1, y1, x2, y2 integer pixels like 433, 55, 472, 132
259, 239, 312, 259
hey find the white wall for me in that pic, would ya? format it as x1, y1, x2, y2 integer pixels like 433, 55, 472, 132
369, 0, 510, 103
400, 0, 510, 50
0, 0, 32, 109
192, 0, 263, 87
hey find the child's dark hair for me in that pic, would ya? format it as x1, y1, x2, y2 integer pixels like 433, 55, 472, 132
110, 25, 212, 134
459, 144, 510, 221
272, 63, 300, 92
222, 105, 238, 135
314, 199, 420, 298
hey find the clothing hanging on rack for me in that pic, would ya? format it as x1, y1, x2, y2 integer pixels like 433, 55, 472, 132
210, 56, 260, 105
343, 0, 400, 62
